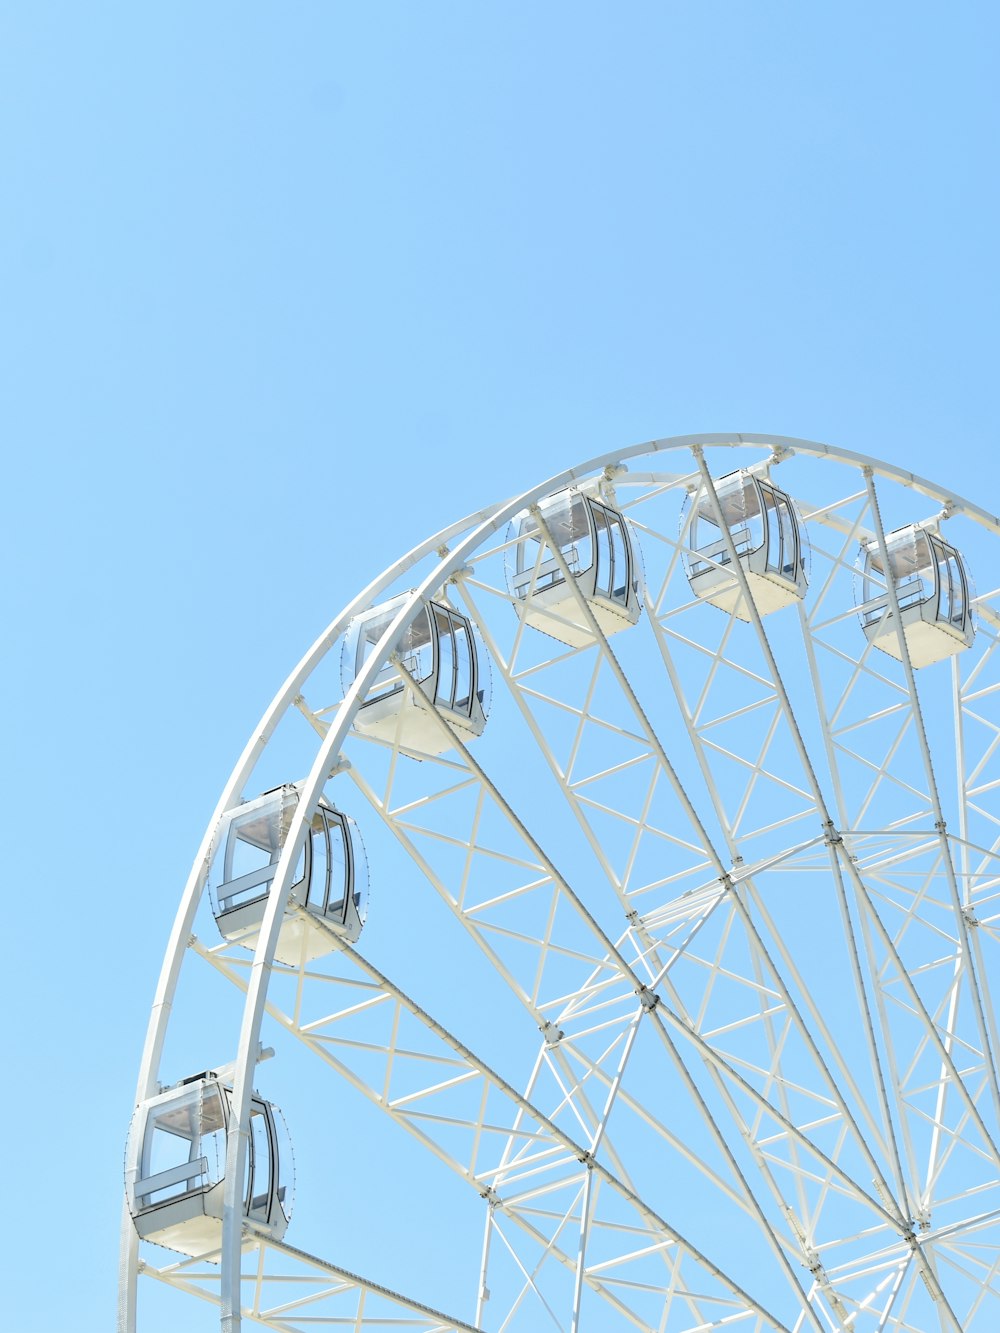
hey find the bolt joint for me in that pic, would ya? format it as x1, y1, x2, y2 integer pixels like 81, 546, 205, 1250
823, 821, 843, 845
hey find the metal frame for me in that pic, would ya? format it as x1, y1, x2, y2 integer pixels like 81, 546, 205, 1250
120, 435, 1000, 1332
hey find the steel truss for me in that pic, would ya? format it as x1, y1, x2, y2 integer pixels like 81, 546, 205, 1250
120, 435, 1000, 1332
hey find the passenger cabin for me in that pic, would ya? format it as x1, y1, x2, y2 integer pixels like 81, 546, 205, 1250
858, 525, 974, 667
508, 488, 642, 646
126, 1073, 290, 1258
343, 594, 488, 756
210, 785, 368, 964
685, 470, 807, 620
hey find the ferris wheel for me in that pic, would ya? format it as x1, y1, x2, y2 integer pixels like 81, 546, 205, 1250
119, 433, 1000, 1333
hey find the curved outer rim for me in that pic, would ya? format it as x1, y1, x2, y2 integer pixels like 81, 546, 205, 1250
119, 432, 999, 1332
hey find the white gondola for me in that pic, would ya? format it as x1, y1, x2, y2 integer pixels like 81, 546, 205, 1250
342, 594, 489, 756
209, 784, 368, 964
858, 525, 974, 666
507, 488, 642, 646
126, 1072, 291, 1258
685, 470, 807, 619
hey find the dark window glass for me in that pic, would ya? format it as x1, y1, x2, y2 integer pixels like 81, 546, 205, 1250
325, 815, 350, 922
219, 803, 284, 912
608, 513, 629, 602
307, 814, 328, 912
776, 495, 797, 576
434, 607, 455, 709
949, 558, 966, 627
247, 1109, 272, 1219
452, 618, 473, 713
594, 505, 612, 597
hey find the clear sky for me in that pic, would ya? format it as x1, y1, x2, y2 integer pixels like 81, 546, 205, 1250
3, 4, 998, 1330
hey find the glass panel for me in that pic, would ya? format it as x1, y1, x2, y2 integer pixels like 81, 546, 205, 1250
212, 791, 306, 915
452, 617, 473, 713
307, 812, 329, 911
949, 557, 966, 627
861, 528, 935, 625
690, 472, 761, 573
607, 511, 629, 603
509, 491, 594, 596
543, 492, 593, 576
223, 808, 280, 907
934, 543, 966, 628
247, 1109, 272, 1219
740, 482, 765, 557
345, 597, 436, 703
401, 604, 435, 686
939, 553, 954, 624
715, 471, 760, 526
325, 813, 350, 923
228, 827, 276, 881
216, 801, 282, 912
890, 529, 934, 610
778, 496, 797, 576
512, 519, 548, 593
574, 503, 594, 577
763, 490, 798, 579
761, 488, 779, 573
357, 633, 401, 700
689, 501, 723, 573
861, 545, 888, 611
138, 1083, 226, 1208
594, 505, 612, 597
434, 605, 455, 709
354, 597, 408, 701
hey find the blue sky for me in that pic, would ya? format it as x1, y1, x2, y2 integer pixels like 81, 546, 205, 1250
3, 4, 998, 1329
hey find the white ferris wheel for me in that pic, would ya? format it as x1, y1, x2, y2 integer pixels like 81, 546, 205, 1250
119, 433, 1000, 1333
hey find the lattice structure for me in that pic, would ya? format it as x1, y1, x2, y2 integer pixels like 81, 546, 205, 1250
120, 436, 1000, 1333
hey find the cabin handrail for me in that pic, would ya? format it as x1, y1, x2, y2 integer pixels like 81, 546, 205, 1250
859, 575, 929, 625
511, 545, 581, 592
218, 864, 278, 911
689, 526, 754, 577
135, 1155, 211, 1201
